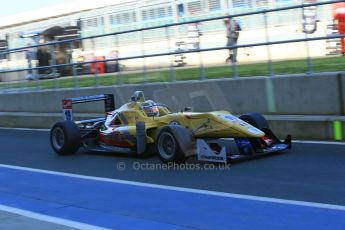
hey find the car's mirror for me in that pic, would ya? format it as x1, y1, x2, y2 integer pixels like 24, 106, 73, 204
183, 107, 192, 112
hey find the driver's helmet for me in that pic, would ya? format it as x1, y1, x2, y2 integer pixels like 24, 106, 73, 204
141, 100, 159, 117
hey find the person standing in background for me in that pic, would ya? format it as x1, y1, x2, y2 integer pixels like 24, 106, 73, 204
25, 43, 37, 80
36, 45, 52, 75
224, 16, 241, 63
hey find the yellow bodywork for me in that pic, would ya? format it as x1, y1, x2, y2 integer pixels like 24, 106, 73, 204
108, 99, 265, 146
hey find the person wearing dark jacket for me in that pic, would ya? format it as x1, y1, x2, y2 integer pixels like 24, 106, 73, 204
36, 46, 51, 74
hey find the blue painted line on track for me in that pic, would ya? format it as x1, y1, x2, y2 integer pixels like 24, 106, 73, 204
0, 166, 345, 230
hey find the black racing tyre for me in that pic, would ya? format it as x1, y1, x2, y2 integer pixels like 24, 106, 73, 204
50, 121, 81, 155
239, 112, 269, 130
156, 128, 187, 163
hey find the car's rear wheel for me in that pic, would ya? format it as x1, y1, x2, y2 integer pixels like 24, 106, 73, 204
156, 128, 187, 163
50, 121, 81, 155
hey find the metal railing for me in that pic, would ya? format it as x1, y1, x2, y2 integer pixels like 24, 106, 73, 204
0, 0, 344, 92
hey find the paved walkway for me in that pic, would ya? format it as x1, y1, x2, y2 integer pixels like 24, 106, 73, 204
0, 210, 76, 230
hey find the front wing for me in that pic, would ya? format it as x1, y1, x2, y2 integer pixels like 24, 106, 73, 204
231, 129, 291, 162
196, 128, 291, 164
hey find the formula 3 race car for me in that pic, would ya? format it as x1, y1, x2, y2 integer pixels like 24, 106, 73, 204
50, 91, 291, 163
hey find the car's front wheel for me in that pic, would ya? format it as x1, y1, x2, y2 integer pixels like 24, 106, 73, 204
156, 128, 187, 163
50, 121, 81, 155
239, 112, 268, 130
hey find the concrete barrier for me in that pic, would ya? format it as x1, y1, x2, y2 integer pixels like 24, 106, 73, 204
272, 73, 342, 115
0, 112, 102, 129
266, 115, 345, 141
0, 72, 345, 140
2, 73, 340, 114
0, 78, 269, 114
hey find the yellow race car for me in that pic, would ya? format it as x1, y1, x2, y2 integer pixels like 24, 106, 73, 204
50, 91, 291, 163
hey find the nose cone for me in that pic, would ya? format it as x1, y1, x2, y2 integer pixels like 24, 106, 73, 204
217, 114, 265, 137
246, 126, 265, 137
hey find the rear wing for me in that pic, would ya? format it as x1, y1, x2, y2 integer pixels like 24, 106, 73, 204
62, 94, 115, 121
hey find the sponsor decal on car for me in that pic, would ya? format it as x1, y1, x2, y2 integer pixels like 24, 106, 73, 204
248, 127, 263, 135
62, 99, 73, 121
219, 114, 247, 126
63, 109, 73, 121
235, 138, 252, 155
196, 139, 227, 163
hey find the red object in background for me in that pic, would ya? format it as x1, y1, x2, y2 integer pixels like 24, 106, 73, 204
333, 3, 345, 54
90, 56, 105, 74
338, 22, 345, 54
333, 3, 345, 21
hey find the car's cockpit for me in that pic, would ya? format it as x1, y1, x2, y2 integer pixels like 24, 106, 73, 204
104, 91, 171, 128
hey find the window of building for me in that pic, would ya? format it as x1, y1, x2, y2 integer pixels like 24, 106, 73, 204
256, 0, 268, 8
178, 4, 185, 17
84, 17, 104, 28
116, 14, 122, 24
157, 7, 166, 18
167, 6, 173, 17
109, 15, 115, 25
99, 17, 104, 26
0, 39, 8, 60
142, 10, 148, 21
187, 1, 202, 15
232, 0, 252, 8
149, 9, 155, 20
109, 11, 137, 25
123, 12, 130, 22
141, 5, 173, 21
209, 0, 221, 11
86, 18, 97, 27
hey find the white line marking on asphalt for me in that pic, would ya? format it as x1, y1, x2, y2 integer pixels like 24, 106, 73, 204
0, 127, 49, 132
292, 140, 345, 145
0, 204, 109, 230
1, 164, 345, 212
